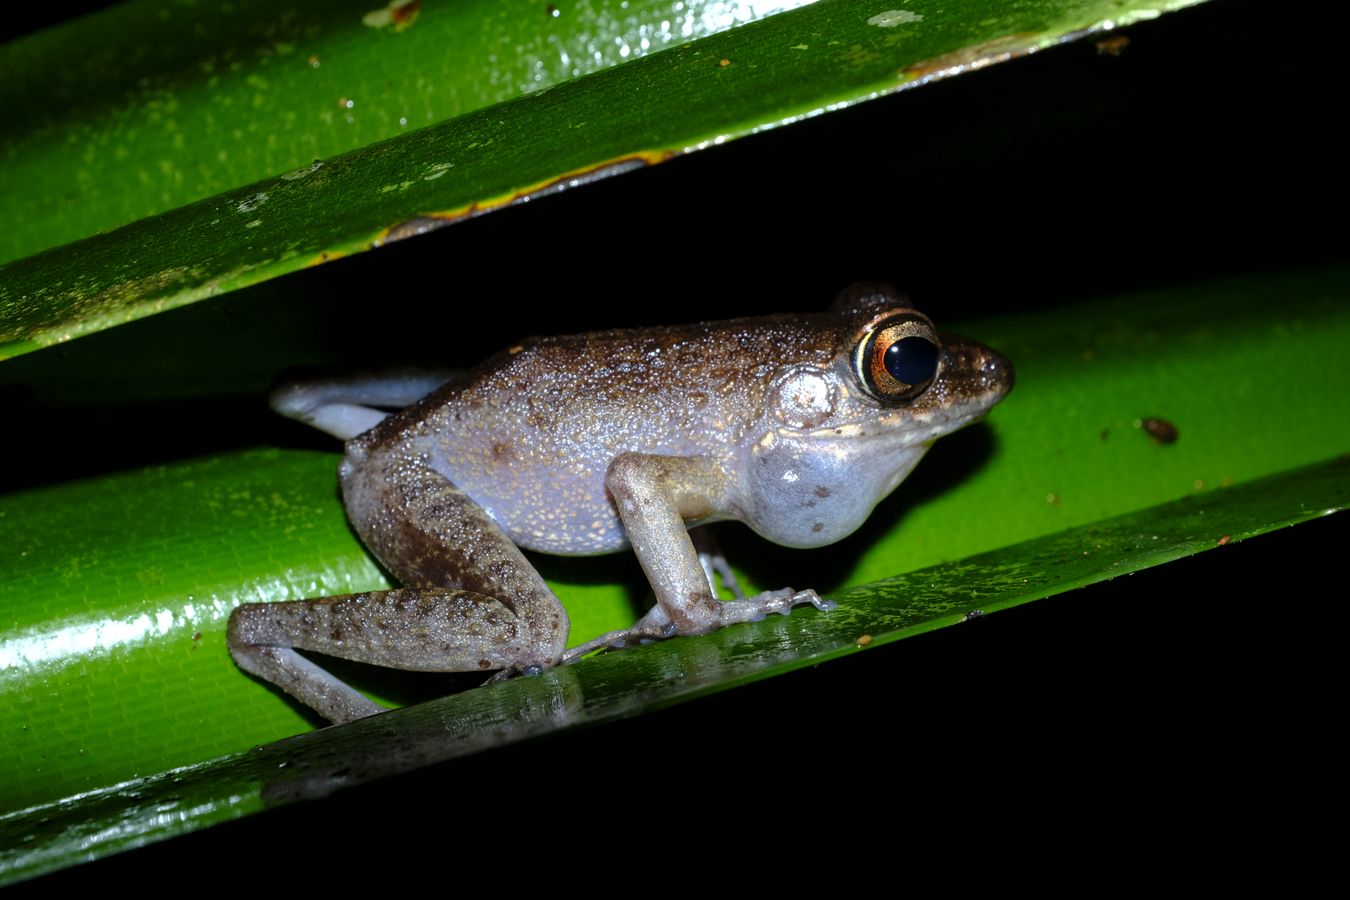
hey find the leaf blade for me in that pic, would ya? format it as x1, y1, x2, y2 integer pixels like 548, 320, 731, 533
2, 455, 1342, 883
0, 0, 1207, 358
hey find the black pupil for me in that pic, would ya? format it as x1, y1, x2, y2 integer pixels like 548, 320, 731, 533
884, 336, 938, 385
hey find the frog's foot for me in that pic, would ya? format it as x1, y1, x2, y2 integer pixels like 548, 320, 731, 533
703, 588, 836, 630
484, 663, 548, 684
560, 589, 835, 664
559, 620, 679, 663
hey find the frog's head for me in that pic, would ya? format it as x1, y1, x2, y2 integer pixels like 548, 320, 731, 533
830, 281, 1014, 440
741, 283, 1012, 548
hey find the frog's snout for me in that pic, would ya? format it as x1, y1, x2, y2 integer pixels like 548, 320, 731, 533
938, 333, 1015, 408
982, 344, 1015, 401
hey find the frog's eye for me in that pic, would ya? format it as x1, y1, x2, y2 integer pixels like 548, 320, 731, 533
852, 314, 941, 403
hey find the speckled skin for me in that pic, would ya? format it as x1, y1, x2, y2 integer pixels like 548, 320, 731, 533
229, 284, 1013, 724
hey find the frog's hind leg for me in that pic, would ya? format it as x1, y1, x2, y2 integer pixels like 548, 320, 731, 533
270, 368, 459, 439
230, 445, 570, 724
340, 442, 572, 669
229, 587, 530, 724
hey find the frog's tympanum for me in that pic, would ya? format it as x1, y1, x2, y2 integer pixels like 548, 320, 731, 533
229, 284, 1013, 723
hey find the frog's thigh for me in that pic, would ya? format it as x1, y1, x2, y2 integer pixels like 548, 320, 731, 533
341, 449, 570, 666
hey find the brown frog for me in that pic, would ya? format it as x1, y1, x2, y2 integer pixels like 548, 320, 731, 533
229, 284, 1013, 723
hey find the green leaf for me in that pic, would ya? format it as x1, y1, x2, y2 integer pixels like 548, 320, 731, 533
0, 0, 1203, 358
2, 455, 1344, 882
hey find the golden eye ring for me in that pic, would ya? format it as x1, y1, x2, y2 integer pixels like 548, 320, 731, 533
851, 313, 941, 403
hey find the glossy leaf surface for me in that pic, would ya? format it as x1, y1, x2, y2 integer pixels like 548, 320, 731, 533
2, 453, 1344, 883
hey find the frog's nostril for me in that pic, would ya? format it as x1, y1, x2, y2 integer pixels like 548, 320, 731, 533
986, 349, 1015, 395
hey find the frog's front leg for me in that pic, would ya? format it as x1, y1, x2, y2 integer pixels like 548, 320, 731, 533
229, 446, 568, 724
579, 453, 833, 653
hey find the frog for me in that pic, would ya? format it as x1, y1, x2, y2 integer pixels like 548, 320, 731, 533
228, 283, 1013, 724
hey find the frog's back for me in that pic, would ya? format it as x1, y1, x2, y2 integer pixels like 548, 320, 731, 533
350, 316, 839, 555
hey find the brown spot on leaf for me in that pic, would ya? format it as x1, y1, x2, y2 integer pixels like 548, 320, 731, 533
1137, 417, 1179, 444
903, 33, 1035, 80
373, 152, 676, 247
363, 0, 420, 31
391, 0, 420, 26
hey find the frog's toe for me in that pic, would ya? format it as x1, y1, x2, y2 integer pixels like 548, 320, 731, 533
560, 620, 675, 663
800, 590, 836, 611
711, 587, 834, 626
485, 662, 548, 685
